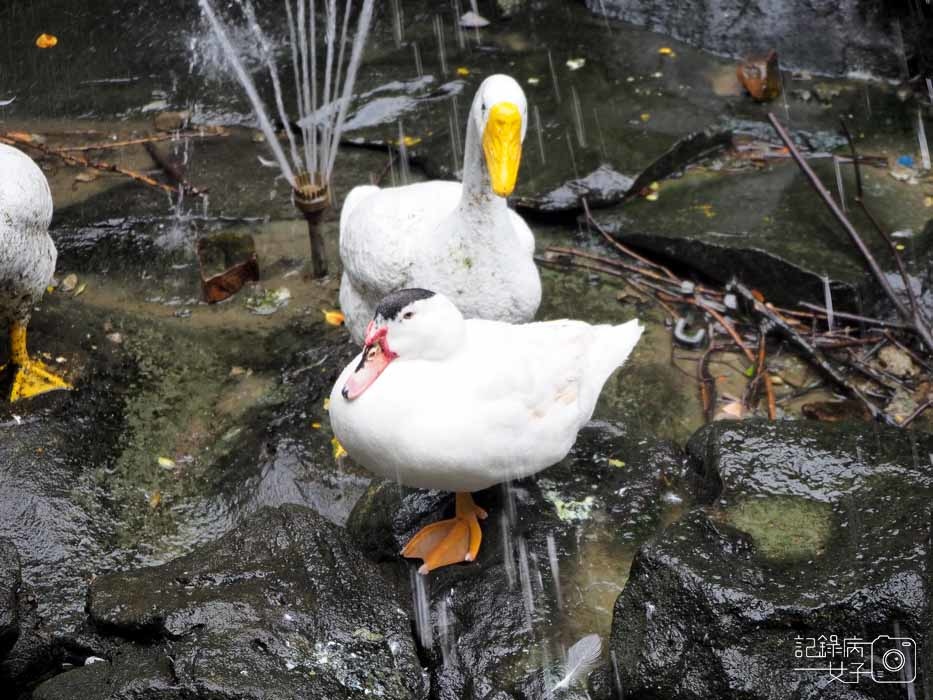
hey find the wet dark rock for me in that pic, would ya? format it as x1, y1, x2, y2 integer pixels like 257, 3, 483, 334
611, 420, 933, 700
585, 0, 905, 79
590, 157, 914, 309
0, 538, 20, 660
514, 166, 634, 217
82, 503, 425, 699
348, 423, 686, 700
33, 646, 175, 700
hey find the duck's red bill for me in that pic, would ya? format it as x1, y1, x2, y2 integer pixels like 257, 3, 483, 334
343, 342, 392, 400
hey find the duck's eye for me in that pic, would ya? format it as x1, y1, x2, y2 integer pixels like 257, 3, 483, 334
402, 311, 414, 320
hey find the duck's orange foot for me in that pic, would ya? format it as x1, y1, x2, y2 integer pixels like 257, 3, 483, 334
401, 492, 488, 574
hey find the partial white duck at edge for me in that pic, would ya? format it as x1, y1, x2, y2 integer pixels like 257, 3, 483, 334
0, 144, 71, 402
338, 74, 541, 343
329, 289, 643, 573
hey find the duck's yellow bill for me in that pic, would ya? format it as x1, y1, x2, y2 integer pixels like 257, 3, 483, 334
482, 101, 522, 197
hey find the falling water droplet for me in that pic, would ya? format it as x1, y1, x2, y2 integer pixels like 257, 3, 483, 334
547, 49, 562, 103
833, 157, 846, 212
565, 130, 579, 178
436, 594, 456, 666
501, 512, 516, 588
593, 107, 608, 161
397, 119, 411, 185
611, 649, 625, 698
433, 15, 448, 76
411, 569, 433, 650
517, 535, 535, 627
546, 533, 563, 610
452, 0, 466, 51
823, 274, 834, 331
533, 105, 546, 165
412, 42, 423, 78
570, 86, 587, 147
390, 0, 403, 47
917, 109, 931, 171
892, 18, 910, 81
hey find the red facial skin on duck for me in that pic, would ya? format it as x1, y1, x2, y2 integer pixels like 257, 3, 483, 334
342, 322, 397, 400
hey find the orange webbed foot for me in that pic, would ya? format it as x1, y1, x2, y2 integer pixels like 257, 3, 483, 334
401, 492, 487, 574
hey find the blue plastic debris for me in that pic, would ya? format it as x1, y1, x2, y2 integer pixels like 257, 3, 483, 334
897, 155, 915, 167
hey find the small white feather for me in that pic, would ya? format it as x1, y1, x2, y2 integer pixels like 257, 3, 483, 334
551, 633, 602, 692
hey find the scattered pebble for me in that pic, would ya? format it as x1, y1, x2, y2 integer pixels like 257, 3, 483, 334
566, 58, 586, 71
84, 657, 106, 666
527, 76, 540, 85
460, 10, 490, 28
60, 274, 78, 293
106, 332, 123, 344
154, 110, 190, 132
245, 287, 291, 316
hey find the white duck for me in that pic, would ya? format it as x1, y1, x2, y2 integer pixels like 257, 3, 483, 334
329, 289, 642, 573
0, 144, 70, 402
338, 74, 541, 343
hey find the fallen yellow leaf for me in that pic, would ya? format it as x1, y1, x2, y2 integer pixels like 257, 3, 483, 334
323, 397, 331, 411
322, 309, 345, 326
924, 195, 933, 208
640, 112, 651, 122
331, 436, 347, 460
608, 458, 625, 468
649, 181, 660, 191
35, 33, 58, 49
456, 66, 470, 76
148, 490, 162, 509
311, 422, 322, 430
645, 191, 659, 201
157, 456, 175, 469
658, 47, 675, 56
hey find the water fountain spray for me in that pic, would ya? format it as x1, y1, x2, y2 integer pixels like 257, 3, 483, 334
199, 0, 375, 278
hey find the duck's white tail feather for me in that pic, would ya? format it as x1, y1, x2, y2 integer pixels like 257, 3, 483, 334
582, 319, 643, 415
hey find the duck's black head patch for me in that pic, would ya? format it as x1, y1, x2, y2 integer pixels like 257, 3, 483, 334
374, 288, 436, 321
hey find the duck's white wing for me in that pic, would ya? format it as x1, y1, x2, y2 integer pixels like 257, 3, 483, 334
406, 318, 642, 484
465, 318, 641, 424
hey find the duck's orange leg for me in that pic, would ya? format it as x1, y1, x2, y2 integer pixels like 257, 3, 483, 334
3, 321, 71, 402
401, 492, 488, 574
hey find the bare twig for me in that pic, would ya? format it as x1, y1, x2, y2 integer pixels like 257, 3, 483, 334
732, 281, 893, 424
59, 128, 228, 152
0, 133, 180, 196
899, 399, 932, 428
582, 198, 679, 282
